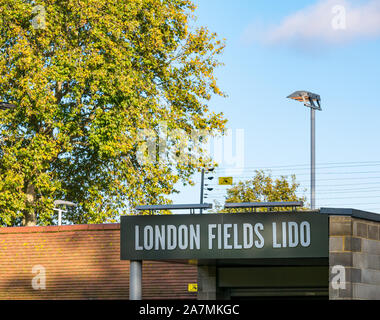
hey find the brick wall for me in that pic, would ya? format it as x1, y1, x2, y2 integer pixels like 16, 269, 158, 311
0, 224, 197, 300
329, 216, 380, 299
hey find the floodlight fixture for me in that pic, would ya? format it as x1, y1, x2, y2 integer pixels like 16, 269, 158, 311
53, 200, 77, 225
54, 200, 76, 207
287, 91, 321, 111
0, 102, 17, 110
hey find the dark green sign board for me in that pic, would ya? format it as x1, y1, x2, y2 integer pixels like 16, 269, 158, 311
120, 213, 328, 260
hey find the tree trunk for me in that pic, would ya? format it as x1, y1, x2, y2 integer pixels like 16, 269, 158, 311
23, 183, 37, 226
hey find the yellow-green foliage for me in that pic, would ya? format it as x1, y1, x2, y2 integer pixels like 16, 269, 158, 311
0, 0, 226, 225
220, 170, 307, 213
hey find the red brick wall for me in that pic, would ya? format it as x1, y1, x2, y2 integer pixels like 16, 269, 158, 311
0, 224, 197, 300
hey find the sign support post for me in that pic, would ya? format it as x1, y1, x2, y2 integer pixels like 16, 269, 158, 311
129, 260, 142, 300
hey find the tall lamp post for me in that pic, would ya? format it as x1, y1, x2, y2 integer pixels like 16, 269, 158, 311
53, 200, 77, 225
287, 91, 322, 210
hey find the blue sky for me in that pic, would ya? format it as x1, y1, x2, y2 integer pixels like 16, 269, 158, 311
170, 0, 380, 213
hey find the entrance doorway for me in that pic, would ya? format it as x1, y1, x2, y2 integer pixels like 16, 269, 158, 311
217, 265, 329, 300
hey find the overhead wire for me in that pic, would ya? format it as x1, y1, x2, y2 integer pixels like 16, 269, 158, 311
202, 160, 380, 212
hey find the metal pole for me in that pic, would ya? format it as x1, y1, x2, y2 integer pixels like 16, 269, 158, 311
129, 260, 142, 300
58, 209, 62, 226
200, 168, 205, 214
311, 108, 315, 210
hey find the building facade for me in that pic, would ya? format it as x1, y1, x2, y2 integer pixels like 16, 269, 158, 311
0, 208, 379, 300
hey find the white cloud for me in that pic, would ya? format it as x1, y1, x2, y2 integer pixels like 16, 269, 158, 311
244, 0, 380, 48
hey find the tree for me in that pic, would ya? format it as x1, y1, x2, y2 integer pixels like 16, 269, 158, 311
0, 0, 226, 226
217, 170, 306, 212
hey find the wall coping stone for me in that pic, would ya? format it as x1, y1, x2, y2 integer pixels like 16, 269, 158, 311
320, 208, 380, 223
0, 223, 120, 234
